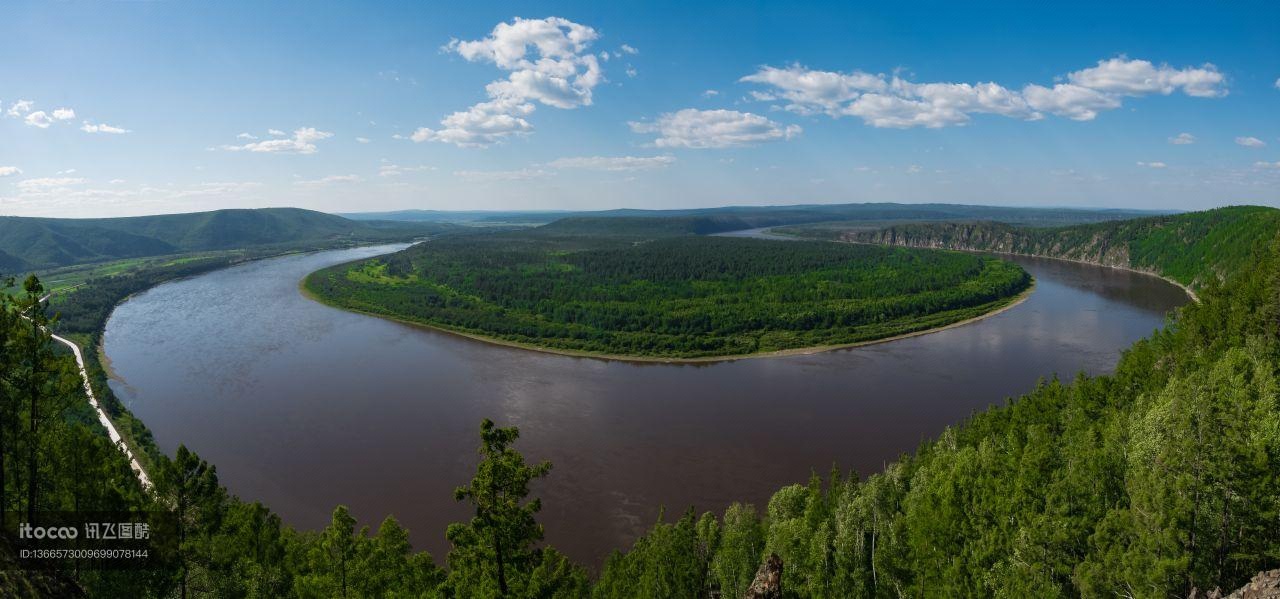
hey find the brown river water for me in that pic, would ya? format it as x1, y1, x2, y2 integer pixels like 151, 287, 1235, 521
102, 240, 1189, 564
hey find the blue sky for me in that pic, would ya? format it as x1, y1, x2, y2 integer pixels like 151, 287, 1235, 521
2, 1, 1278, 217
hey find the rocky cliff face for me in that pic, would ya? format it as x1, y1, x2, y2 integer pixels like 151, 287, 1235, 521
846, 222, 1141, 273
1189, 569, 1280, 598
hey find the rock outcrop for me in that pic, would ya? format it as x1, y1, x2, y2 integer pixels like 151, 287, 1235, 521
1189, 569, 1280, 599
744, 553, 783, 599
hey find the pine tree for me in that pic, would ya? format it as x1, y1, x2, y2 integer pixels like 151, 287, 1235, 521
443, 418, 552, 597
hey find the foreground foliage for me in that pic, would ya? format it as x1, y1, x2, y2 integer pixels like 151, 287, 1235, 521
307, 233, 1030, 358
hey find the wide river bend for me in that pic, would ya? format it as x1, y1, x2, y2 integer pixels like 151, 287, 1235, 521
103, 242, 1189, 563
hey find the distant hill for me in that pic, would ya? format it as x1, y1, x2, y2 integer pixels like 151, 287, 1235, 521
0, 207, 452, 271
798, 205, 1279, 288
346, 203, 1168, 228
534, 215, 754, 237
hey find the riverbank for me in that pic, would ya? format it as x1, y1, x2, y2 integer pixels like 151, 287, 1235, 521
300, 272, 1035, 364
767, 227, 1199, 303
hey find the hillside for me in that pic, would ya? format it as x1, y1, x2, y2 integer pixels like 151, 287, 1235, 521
782, 206, 1280, 288
0, 207, 453, 271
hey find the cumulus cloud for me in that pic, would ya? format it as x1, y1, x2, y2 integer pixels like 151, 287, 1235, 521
619, 44, 638, 55
1254, 161, 1280, 170
547, 155, 676, 171
1235, 136, 1266, 148
236, 132, 259, 140
413, 17, 608, 147
81, 121, 131, 134
740, 57, 1227, 129
51, 108, 75, 120
6, 99, 33, 117
1067, 58, 1225, 98
24, 111, 55, 128
454, 168, 550, 181
1137, 161, 1168, 168
410, 98, 534, 147
0, 166, 21, 177
630, 109, 800, 149
1168, 132, 1196, 145
355, 137, 371, 144
220, 127, 333, 154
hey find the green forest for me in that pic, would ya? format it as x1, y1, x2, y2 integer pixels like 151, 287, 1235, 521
1, 206, 1277, 597
781, 206, 1280, 288
0, 208, 454, 272
304, 232, 1030, 359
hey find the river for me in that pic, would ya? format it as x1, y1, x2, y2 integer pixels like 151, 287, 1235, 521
102, 241, 1189, 564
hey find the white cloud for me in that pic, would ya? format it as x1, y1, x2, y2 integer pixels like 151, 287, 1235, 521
81, 121, 130, 134
1020, 84, 1119, 121
268, 129, 286, 137
1275, 78, 1280, 90
51, 108, 75, 120
355, 137, 371, 144
236, 132, 259, 140
905, 164, 923, 174
1254, 161, 1280, 169
547, 155, 676, 171
703, 90, 719, 98
415, 17, 604, 147
6, 99, 34, 117
24, 111, 54, 128
1137, 161, 1168, 168
295, 174, 363, 186
1235, 136, 1266, 148
18, 177, 85, 191
625, 66, 637, 78
1168, 132, 1196, 145
454, 168, 550, 181
1067, 58, 1225, 98
410, 98, 534, 147
619, 44, 638, 55
740, 57, 1226, 129
378, 164, 435, 177
630, 109, 800, 148
740, 64, 886, 115
0, 166, 21, 177
220, 127, 333, 154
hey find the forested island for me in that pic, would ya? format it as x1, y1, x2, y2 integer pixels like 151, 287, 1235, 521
303, 224, 1030, 359
2, 204, 1278, 597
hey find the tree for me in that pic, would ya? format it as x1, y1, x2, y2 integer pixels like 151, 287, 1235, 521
322, 505, 363, 598
0, 273, 14, 527
11, 275, 77, 522
443, 418, 552, 597
157, 444, 226, 599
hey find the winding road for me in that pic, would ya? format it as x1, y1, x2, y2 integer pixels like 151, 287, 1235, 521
36, 294, 151, 490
